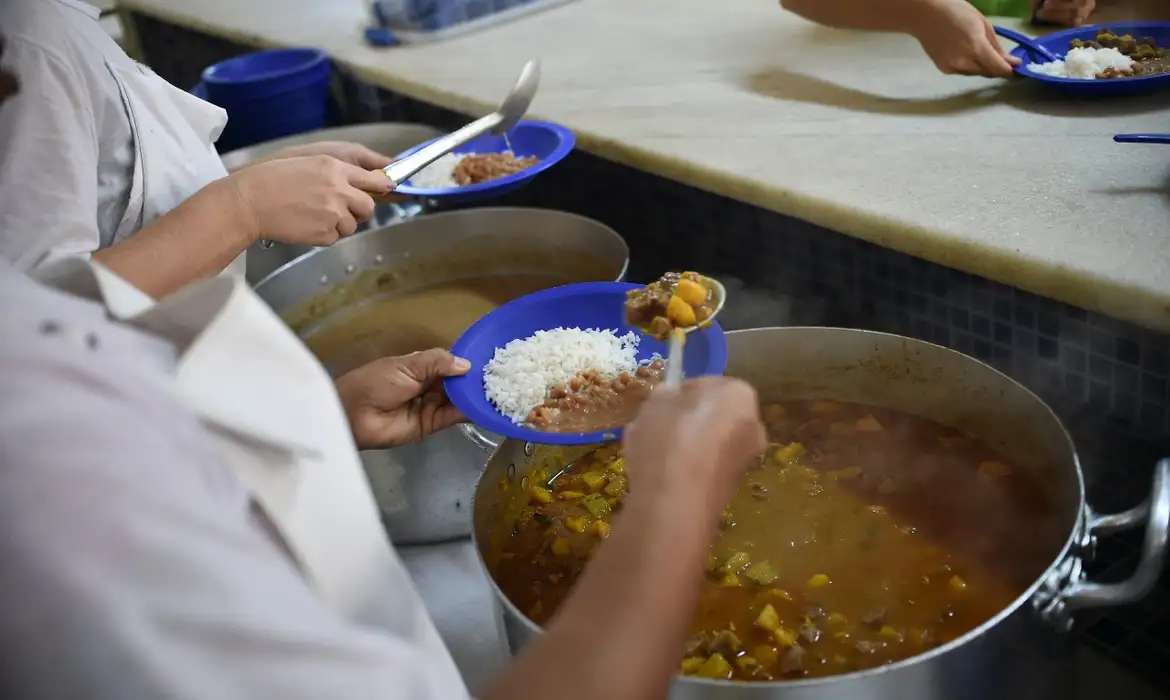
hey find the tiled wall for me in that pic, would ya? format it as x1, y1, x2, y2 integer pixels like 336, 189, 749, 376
133, 13, 1170, 690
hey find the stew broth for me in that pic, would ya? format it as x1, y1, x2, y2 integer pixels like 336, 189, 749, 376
302, 274, 567, 376
492, 399, 1063, 681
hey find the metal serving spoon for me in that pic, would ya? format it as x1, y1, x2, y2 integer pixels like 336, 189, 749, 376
383, 59, 540, 185
663, 276, 726, 389
259, 60, 540, 250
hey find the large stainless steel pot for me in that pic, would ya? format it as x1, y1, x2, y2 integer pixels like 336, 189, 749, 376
220, 123, 444, 286
472, 327, 1170, 700
254, 207, 628, 544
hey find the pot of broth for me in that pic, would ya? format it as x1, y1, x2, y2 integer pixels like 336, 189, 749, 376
254, 207, 628, 544
472, 327, 1170, 700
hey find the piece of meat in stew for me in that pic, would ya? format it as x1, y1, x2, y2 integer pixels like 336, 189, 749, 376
492, 399, 1064, 681
625, 271, 717, 340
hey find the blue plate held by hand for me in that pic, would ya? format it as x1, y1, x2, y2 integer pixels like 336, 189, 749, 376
444, 282, 728, 446
393, 120, 575, 203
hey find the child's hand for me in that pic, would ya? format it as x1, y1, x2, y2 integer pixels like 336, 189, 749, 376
1034, 0, 1095, 26
910, 0, 1022, 78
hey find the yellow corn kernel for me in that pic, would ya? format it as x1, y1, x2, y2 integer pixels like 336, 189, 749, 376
605, 457, 626, 474
529, 486, 554, 504
855, 415, 884, 432
978, 460, 1012, 477
680, 657, 706, 674
551, 538, 571, 557
666, 295, 698, 327
564, 516, 588, 533
766, 588, 793, 601
807, 574, 831, 588
558, 490, 584, 501
949, 575, 968, 591
878, 626, 904, 642
773, 442, 806, 464
593, 520, 612, 539
811, 400, 842, 413
755, 604, 781, 631
581, 471, 607, 493
675, 277, 709, 306
720, 573, 742, 588
772, 628, 798, 647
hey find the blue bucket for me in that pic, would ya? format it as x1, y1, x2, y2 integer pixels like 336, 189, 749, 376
196, 48, 331, 152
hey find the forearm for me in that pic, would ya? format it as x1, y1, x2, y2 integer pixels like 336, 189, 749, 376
92, 179, 255, 299
481, 487, 717, 700
780, 0, 937, 32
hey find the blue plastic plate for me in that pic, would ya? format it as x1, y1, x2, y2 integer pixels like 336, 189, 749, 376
1007, 23, 1170, 95
393, 120, 575, 203
444, 282, 728, 446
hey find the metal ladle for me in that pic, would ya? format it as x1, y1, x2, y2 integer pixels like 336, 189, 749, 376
259, 59, 541, 249
662, 276, 726, 389
383, 59, 540, 184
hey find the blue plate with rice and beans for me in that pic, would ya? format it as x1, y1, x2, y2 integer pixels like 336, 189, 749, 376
393, 120, 575, 203
1000, 23, 1170, 95
445, 282, 728, 446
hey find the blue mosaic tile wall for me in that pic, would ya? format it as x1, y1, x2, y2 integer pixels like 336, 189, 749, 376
132, 13, 1170, 690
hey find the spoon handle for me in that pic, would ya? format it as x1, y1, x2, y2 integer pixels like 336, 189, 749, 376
384, 112, 505, 184
664, 331, 685, 390
1114, 133, 1170, 145
992, 25, 1061, 63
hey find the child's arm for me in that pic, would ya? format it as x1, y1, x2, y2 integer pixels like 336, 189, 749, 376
779, 0, 1021, 78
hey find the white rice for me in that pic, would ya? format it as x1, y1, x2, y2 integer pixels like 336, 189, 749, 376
406, 152, 471, 189
1027, 46, 1135, 79
484, 328, 642, 425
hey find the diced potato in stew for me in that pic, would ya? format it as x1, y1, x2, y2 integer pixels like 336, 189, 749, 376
492, 399, 1063, 682
625, 271, 719, 340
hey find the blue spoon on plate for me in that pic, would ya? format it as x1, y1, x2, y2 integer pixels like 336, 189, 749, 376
1114, 133, 1170, 145
993, 26, 1062, 63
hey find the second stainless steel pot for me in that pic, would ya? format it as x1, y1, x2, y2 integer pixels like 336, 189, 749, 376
254, 207, 628, 544
472, 327, 1170, 700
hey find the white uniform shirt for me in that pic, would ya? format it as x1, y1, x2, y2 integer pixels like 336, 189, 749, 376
0, 0, 138, 268
0, 261, 473, 700
0, 0, 241, 278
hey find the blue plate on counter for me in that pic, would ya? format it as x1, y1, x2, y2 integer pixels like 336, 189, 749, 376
444, 282, 728, 446
1000, 22, 1170, 95
393, 120, 575, 203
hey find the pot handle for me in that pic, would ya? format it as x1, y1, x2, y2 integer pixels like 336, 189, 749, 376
460, 423, 501, 453
1062, 458, 1170, 613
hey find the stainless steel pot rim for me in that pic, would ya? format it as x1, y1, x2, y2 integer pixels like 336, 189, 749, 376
252, 207, 631, 292
471, 327, 1168, 688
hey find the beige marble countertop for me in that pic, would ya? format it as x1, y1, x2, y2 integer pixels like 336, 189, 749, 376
120, 0, 1170, 331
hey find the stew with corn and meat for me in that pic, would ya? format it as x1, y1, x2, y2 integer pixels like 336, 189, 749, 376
625, 271, 718, 340
492, 399, 1063, 681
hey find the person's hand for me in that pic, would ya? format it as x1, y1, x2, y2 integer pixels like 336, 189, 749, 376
269, 141, 394, 170
909, 0, 1022, 78
1034, 0, 1095, 27
227, 155, 394, 246
334, 349, 471, 449
622, 377, 767, 523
